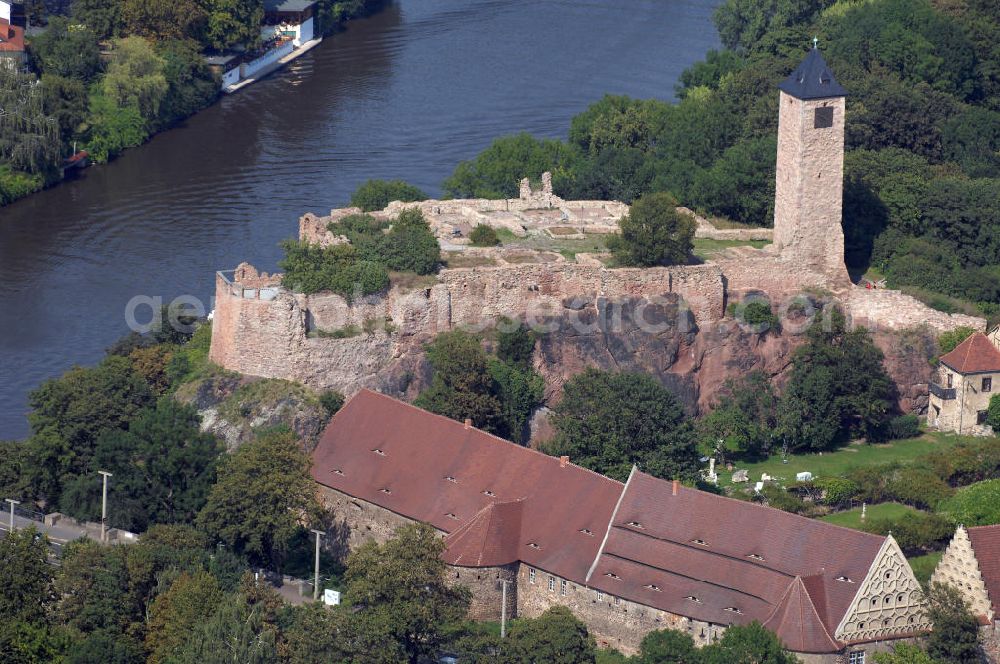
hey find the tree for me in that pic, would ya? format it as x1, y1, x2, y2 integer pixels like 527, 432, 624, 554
27, 17, 102, 82
51, 540, 132, 635
157, 39, 220, 126
700, 370, 779, 460
85, 91, 151, 163
544, 369, 700, 483
197, 428, 323, 569
343, 523, 470, 664
25, 355, 153, 502
60, 400, 220, 531
350, 179, 427, 212
170, 589, 279, 664
488, 356, 544, 445
202, 0, 264, 52
71, 0, 124, 40
873, 643, 936, 663
378, 208, 441, 275
121, 0, 207, 41
145, 571, 224, 664
102, 37, 169, 122
568, 95, 671, 154
41, 74, 89, 146
636, 628, 700, 664
688, 136, 776, 226
414, 330, 504, 433
700, 622, 798, 664
925, 583, 982, 664
443, 133, 581, 199
0, 68, 62, 177
778, 309, 895, 452
713, 0, 833, 51
988, 394, 1000, 433
608, 193, 695, 267
503, 606, 596, 664
937, 479, 1000, 527
278, 603, 348, 664
0, 528, 53, 624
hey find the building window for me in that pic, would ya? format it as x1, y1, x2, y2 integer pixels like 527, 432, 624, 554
849, 652, 866, 664
560, 579, 567, 595
814, 106, 834, 129
528, 568, 535, 584
597, 590, 604, 601
978, 410, 989, 425
947, 373, 953, 388
984, 377, 993, 392
548, 577, 555, 592
614, 596, 621, 606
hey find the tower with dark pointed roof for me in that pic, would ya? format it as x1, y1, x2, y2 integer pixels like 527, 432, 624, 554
773, 46, 849, 282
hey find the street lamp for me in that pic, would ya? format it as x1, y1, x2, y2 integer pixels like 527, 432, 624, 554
5, 498, 19, 533
98, 471, 113, 542
310, 529, 324, 601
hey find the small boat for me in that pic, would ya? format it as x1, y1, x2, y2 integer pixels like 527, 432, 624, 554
61, 151, 90, 173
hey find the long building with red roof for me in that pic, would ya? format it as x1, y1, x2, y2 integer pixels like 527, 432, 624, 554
312, 389, 932, 661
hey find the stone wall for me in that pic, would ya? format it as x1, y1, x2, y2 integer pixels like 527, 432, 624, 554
515, 564, 718, 656
846, 288, 985, 334
772, 92, 849, 284
452, 564, 518, 622
318, 485, 428, 550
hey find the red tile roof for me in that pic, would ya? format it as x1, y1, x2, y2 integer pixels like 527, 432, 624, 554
0, 19, 24, 53
443, 499, 523, 567
940, 332, 1000, 375
311, 389, 622, 582
763, 576, 841, 653
311, 391, 897, 654
586, 470, 884, 651
968, 525, 1000, 616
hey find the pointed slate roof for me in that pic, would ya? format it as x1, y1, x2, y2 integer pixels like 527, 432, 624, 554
778, 48, 847, 100
764, 577, 841, 653
443, 499, 524, 567
939, 332, 1000, 374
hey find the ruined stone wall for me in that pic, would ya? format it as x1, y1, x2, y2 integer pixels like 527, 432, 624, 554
846, 288, 985, 334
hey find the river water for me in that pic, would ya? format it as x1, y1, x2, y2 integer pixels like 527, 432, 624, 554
0, 0, 721, 438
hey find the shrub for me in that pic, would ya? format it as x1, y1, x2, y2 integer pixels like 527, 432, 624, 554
350, 179, 426, 212
815, 477, 859, 508
887, 467, 953, 510
318, 391, 345, 418
938, 480, 1000, 526
469, 225, 500, 247
377, 209, 441, 275
869, 414, 922, 443
937, 326, 976, 355
862, 511, 953, 555
988, 394, 1000, 433
757, 485, 814, 516
922, 437, 1000, 485
278, 241, 389, 299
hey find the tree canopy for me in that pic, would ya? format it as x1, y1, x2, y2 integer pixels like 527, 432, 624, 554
608, 192, 696, 267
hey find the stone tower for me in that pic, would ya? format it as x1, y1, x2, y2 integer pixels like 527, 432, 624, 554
773, 47, 849, 283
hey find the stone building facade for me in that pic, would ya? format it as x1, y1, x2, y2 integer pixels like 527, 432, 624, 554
928, 331, 1000, 436
312, 389, 931, 660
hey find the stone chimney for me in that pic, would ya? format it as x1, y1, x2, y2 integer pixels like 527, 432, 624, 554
464, 418, 472, 429
672, 479, 680, 496
560, 456, 569, 468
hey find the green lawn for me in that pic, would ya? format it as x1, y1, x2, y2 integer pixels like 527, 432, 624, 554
692, 238, 768, 259
719, 432, 961, 487
820, 502, 919, 529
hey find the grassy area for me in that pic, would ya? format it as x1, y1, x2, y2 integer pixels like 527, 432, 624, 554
719, 432, 960, 487
443, 252, 498, 269
908, 551, 943, 586
692, 238, 768, 259
492, 226, 610, 258
820, 502, 920, 529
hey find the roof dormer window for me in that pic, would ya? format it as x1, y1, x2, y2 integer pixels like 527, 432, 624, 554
747, 553, 764, 561
333, 469, 344, 476
685, 595, 701, 603
627, 521, 643, 529
579, 528, 594, 536
445, 512, 458, 520
379, 487, 392, 494
724, 607, 743, 614
444, 475, 457, 483
483, 490, 496, 497
372, 448, 386, 456
691, 538, 708, 546
644, 584, 662, 592
605, 572, 621, 580
836, 576, 853, 583
527, 542, 540, 549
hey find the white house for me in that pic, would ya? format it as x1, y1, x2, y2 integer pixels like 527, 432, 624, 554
263, 0, 316, 47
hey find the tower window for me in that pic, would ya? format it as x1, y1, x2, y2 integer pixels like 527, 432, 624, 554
814, 107, 834, 129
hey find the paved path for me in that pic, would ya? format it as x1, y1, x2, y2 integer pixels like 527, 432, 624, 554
0, 512, 97, 545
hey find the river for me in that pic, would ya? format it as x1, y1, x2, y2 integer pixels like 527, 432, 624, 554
0, 0, 721, 438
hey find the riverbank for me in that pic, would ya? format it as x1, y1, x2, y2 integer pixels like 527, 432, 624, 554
0, 0, 386, 208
